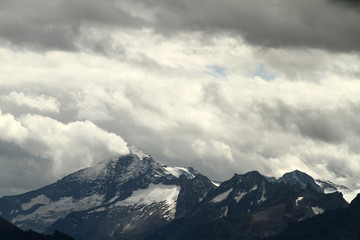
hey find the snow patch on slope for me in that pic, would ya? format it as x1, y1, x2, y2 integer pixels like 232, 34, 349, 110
234, 185, 259, 203
311, 206, 324, 215
13, 194, 105, 230
89, 207, 106, 213
257, 183, 266, 204
211, 188, 233, 203
211, 181, 221, 187
21, 195, 51, 211
221, 206, 229, 217
164, 167, 195, 178
296, 197, 303, 206
234, 192, 247, 202
115, 184, 180, 220
116, 184, 180, 206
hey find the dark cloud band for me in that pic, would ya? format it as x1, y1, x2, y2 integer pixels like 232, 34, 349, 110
0, 0, 359, 52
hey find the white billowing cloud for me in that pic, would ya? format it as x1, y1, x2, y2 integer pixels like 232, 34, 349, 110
2, 91, 60, 113
1, 27, 360, 199
192, 139, 234, 162
0, 110, 129, 179
19, 115, 130, 177
0, 109, 29, 143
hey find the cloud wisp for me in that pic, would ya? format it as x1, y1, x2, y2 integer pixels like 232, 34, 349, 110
1, 91, 60, 113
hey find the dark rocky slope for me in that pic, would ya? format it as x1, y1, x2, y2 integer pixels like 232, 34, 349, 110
265, 193, 360, 240
0, 216, 74, 240
143, 172, 348, 240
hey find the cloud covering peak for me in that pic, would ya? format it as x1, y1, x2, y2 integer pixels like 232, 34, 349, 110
0, 110, 129, 195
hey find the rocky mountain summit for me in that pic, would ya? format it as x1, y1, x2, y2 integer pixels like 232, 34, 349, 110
0, 146, 214, 240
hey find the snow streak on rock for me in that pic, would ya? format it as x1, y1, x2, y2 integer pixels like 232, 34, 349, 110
296, 196, 304, 206
311, 206, 324, 215
115, 184, 180, 220
116, 184, 180, 206
211, 188, 233, 203
164, 167, 195, 178
21, 195, 51, 211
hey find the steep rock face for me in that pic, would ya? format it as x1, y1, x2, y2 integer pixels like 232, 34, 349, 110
143, 172, 348, 240
176, 174, 216, 218
266, 194, 360, 240
0, 147, 214, 240
189, 189, 347, 240
0, 216, 74, 240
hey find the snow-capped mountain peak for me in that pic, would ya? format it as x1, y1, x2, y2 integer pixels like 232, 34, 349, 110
128, 145, 150, 160
0, 146, 212, 239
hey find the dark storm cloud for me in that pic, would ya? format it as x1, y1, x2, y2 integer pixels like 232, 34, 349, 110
0, 0, 146, 51
144, 0, 360, 52
1, 0, 359, 52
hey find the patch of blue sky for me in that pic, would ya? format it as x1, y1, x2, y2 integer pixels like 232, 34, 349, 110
254, 63, 275, 81
206, 65, 227, 78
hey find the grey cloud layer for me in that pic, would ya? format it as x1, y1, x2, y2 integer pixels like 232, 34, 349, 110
147, 0, 360, 52
0, 0, 145, 50
1, 0, 360, 52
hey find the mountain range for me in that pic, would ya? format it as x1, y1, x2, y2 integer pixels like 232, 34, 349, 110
144, 171, 348, 240
0, 146, 357, 240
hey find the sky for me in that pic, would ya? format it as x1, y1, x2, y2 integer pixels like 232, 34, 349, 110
1, 0, 360, 197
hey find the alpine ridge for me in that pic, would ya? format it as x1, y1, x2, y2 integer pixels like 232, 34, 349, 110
143, 171, 348, 240
0, 146, 354, 240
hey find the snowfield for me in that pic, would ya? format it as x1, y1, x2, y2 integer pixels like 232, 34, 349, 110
115, 184, 180, 206
13, 194, 105, 230
211, 188, 233, 203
